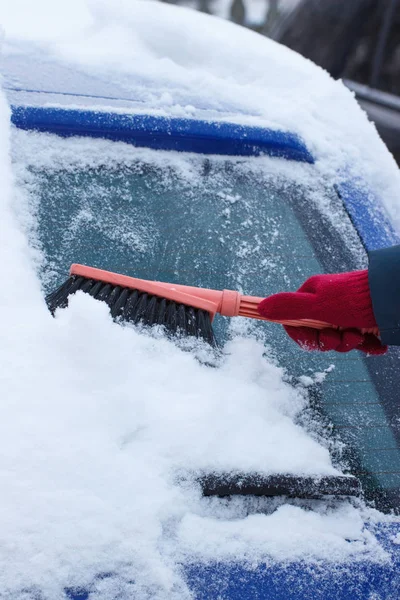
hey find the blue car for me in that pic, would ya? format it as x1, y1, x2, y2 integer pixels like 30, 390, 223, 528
2, 2, 400, 599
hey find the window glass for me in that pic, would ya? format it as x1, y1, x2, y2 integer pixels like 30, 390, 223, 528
12, 130, 400, 511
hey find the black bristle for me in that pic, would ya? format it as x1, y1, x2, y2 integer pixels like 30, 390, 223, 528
88, 280, 104, 298
177, 304, 187, 332
165, 302, 178, 332
95, 283, 113, 303
156, 298, 167, 325
185, 307, 198, 337
45, 276, 85, 313
107, 285, 122, 308
46, 274, 217, 346
196, 309, 206, 337
45, 276, 75, 310
131, 292, 149, 323
110, 288, 129, 319
197, 308, 216, 346
123, 290, 140, 322
80, 278, 95, 293
142, 295, 158, 325
70, 276, 86, 292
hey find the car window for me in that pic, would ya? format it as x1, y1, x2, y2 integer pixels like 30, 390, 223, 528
12, 129, 400, 511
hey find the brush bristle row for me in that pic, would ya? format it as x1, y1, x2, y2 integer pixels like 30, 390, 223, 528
46, 275, 216, 346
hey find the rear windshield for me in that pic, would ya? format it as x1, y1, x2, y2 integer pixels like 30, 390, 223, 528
12, 129, 400, 512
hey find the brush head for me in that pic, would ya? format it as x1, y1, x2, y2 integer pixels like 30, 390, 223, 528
46, 275, 217, 346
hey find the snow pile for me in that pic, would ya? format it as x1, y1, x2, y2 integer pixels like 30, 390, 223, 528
178, 501, 385, 563
0, 1, 398, 598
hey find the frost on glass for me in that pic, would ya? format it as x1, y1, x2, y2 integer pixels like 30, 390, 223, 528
12, 130, 400, 507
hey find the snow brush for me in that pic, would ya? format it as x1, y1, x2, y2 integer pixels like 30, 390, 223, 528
46, 264, 379, 345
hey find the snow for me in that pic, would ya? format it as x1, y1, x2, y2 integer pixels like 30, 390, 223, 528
298, 365, 335, 388
177, 502, 386, 564
3, 0, 400, 228
0, 0, 400, 598
393, 533, 400, 545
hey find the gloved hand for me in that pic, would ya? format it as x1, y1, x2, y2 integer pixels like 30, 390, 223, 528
257, 270, 387, 355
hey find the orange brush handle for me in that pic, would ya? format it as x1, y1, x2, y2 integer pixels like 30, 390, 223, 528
70, 264, 379, 336
237, 295, 379, 336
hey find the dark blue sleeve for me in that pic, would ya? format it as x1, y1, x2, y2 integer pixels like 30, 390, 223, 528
368, 245, 400, 345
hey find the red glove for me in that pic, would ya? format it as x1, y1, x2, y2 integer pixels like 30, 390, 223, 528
257, 270, 387, 355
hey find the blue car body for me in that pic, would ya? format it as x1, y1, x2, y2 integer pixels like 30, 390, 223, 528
8, 97, 400, 599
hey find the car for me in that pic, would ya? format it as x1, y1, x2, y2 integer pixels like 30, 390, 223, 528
1, 1, 400, 598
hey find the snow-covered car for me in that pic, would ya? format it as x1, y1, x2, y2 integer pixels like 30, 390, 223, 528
0, 1, 399, 599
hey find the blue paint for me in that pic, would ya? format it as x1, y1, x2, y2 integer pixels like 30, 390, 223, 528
10, 105, 314, 162
10, 101, 400, 599
336, 180, 400, 251
65, 588, 88, 600
184, 534, 400, 600
63, 523, 400, 600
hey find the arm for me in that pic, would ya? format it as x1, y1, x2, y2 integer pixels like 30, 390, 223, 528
369, 245, 400, 345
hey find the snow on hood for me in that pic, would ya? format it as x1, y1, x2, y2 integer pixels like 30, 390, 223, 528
2, 0, 400, 226
0, 1, 398, 598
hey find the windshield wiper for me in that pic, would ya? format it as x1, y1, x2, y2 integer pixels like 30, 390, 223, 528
199, 472, 361, 499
